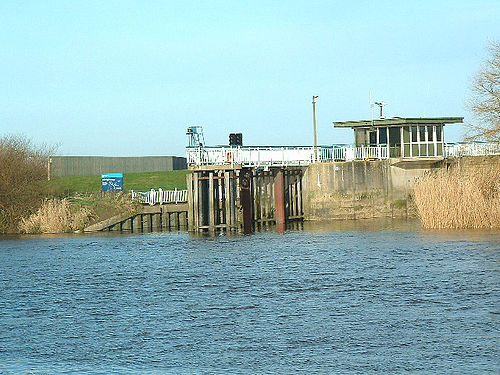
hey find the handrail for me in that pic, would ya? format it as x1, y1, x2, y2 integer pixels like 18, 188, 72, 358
186, 142, 499, 167
444, 142, 500, 158
131, 188, 188, 206
186, 145, 389, 167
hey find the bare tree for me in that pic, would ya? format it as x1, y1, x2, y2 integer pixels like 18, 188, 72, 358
466, 42, 500, 141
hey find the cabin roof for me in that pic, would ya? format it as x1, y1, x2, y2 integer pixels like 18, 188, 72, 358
333, 116, 464, 128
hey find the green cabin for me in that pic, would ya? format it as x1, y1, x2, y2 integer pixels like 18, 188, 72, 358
333, 117, 463, 158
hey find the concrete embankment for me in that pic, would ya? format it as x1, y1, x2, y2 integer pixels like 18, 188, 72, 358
301, 159, 439, 220
301, 155, 500, 221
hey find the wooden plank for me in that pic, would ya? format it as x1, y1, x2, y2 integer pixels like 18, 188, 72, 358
267, 173, 273, 219
254, 174, 260, 226
187, 173, 194, 231
240, 169, 253, 234
297, 171, 302, 217
274, 170, 286, 231
209, 171, 215, 230
224, 171, 231, 229
193, 172, 199, 230
230, 171, 236, 229
261, 173, 267, 221
161, 203, 188, 213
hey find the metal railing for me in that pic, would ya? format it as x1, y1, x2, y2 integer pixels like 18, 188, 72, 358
332, 145, 389, 161
187, 145, 389, 167
186, 142, 499, 167
186, 146, 318, 167
444, 142, 500, 158
131, 188, 188, 205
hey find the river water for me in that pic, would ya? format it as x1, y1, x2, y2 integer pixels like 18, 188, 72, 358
0, 219, 499, 374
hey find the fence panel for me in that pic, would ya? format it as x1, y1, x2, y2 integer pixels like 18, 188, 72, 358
131, 189, 188, 205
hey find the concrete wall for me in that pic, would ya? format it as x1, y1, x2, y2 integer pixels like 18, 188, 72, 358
50, 156, 187, 177
302, 159, 434, 220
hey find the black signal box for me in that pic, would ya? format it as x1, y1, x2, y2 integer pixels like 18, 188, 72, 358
229, 133, 243, 146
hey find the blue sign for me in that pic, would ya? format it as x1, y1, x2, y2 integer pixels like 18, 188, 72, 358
101, 173, 123, 191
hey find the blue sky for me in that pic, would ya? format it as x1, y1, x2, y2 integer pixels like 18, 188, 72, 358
0, 0, 499, 156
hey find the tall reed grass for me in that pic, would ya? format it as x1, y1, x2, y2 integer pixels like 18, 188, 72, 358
19, 198, 94, 234
414, 164, 500, 229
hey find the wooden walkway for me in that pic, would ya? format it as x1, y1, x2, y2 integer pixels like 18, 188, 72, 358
84, 203, 188, 232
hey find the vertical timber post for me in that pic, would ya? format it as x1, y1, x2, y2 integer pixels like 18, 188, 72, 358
209, 171, 215, 231
274, 169, 286, 231
240, 169, 253, 234
297, 170, 302, 218
224, 171, 231, 230
193, 172, 199, 230
187, 173, 194, 231
253, 173, 258, 229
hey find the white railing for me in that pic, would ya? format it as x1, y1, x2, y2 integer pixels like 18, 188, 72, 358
131, 188, 188, 206
332, 146, 389, 161
445, 142, 500, 158
186, 146, 318, 167
186, 142, 499, 167
187, 145, 389, 167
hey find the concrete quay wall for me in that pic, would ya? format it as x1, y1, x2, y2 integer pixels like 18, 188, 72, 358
301, 159, 433, 220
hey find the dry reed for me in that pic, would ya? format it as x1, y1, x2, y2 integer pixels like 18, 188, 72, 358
19, 198, 94, 234
414, 164, 500, 229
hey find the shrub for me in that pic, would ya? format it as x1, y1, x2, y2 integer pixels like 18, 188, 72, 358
0, 135, 52, 233
19, 198, 94, 234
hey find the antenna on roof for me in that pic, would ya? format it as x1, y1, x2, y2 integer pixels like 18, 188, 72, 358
374, 101, 387, 119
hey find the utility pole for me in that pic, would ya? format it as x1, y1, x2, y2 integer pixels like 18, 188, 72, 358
312, 95, 319, 160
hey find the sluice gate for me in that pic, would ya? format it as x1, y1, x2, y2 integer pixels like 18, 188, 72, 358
186, 166, 303, 233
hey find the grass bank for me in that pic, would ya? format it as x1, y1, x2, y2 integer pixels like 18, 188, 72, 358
19, 193, 140, 234
18, 170, 191, 234
414, 164, 500, 229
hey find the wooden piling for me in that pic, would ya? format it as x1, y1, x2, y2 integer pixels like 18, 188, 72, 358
274, 170, 286, 231
209, 171, 215, 231
193, 172, 199, 230
224, 171, 231, 230
187, 173, 194, 231
297, 171, 302, 217
240, 169, 253, 234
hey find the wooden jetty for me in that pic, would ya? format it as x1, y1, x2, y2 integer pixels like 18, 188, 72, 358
84, 204, 188, 232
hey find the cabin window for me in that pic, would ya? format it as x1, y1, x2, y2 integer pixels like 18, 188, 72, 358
412, 144, 419, 156
427, 126, 434, 141
420, 143, 427, 156
437, 143, 443, 155
379, 127, 387, 144
369, 131, 377, 145
402, 127, 410, 143
419, 126, 426, 143
389, 127, 400, 145
411, 126, 417, 142
404, 144, 410, 157
436, 125, 442, 142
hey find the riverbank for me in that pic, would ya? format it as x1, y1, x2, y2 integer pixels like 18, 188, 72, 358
4, 170, 190, 234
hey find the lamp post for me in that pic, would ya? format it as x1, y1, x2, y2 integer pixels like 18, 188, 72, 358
312, 95, 319, 161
